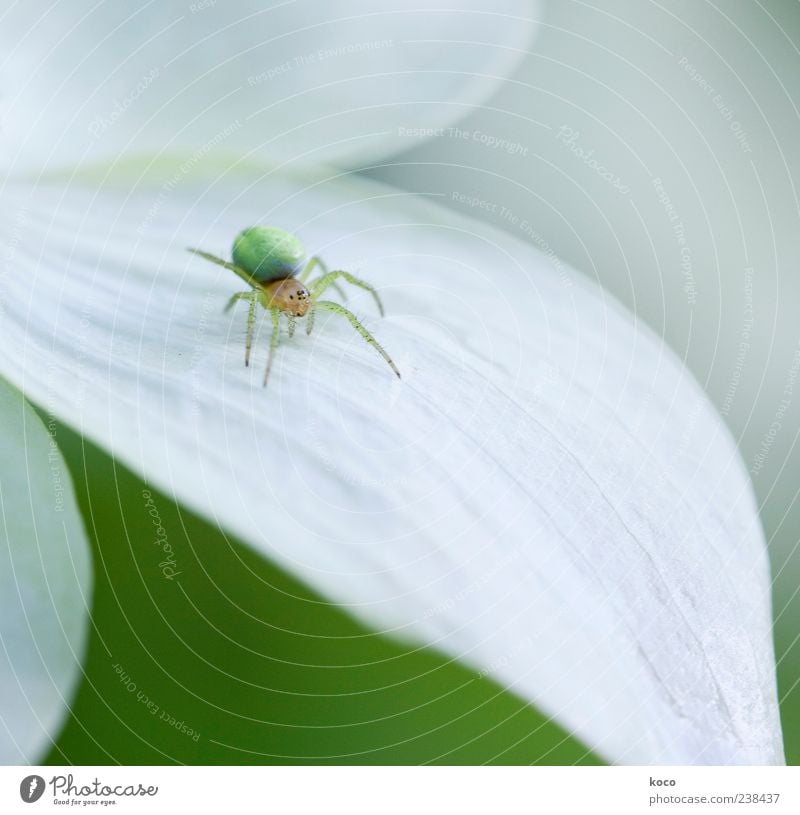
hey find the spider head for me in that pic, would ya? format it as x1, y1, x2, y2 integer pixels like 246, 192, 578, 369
268, 277, 311, 317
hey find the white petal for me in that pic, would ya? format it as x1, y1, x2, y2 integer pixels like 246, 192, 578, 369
0, 376, 92, 763
0, 0, 540, 174
0, 166, 783, 764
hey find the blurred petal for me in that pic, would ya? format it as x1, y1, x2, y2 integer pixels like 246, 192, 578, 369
0, 0, 540, 174
0, 163, 783, 764
0, 376, 92, 764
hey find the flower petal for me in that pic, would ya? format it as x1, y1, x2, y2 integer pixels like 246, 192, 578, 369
0, 0, 540, 174
0, 376, 92, 764
0, 164, 783, 764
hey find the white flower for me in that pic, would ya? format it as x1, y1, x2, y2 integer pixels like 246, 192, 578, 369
0, 0, 540, 173
0, 0, 784, 765
0, 377, 92, 763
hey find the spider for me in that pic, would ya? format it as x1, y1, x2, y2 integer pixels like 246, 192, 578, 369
187, 226, 400, 386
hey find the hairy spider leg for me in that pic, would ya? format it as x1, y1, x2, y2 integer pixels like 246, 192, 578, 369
224, 291, 250, 312
300, 255, 347, 300
225, 291, 260, 366
314, 300, 400, 378
299, 255, 328, 282
244, 294, 259, 366
187, 248, 259, 288
264, 307, 282, 387
191, 247, 397, 383
310, 270, 385, 316
287, 313, 297, 338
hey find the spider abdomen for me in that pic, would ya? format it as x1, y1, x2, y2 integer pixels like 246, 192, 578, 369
232, 226, 306, 282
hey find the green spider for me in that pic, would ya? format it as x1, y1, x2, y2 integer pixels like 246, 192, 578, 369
187, 226, 400, 386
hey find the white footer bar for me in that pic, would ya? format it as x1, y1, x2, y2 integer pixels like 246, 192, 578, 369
2, 765, 798, 814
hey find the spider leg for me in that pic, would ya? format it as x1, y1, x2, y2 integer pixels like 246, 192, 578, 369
263, 308, 282, 387
310, 271, 384, 316
287, 313, 297, 339
314, 299, 400, 378
244, 292, 258, 367
189, 247, 234, 270
299, 255, 328, 283
187, 248, 259, 288
306, 307, 316, 336
300, 255, 347, 300
224, 291, 251, 313
225, 291, 259, 367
